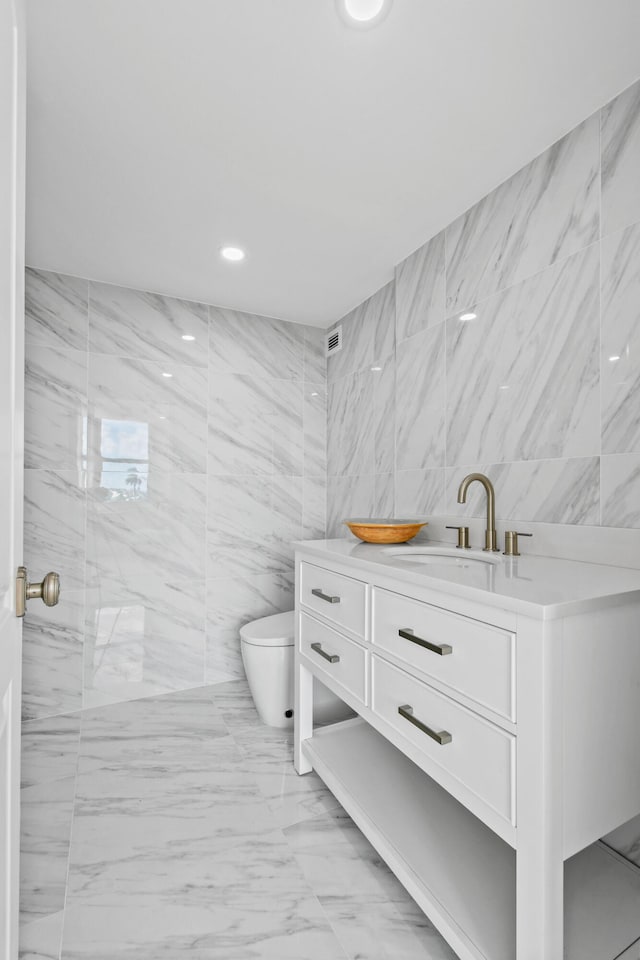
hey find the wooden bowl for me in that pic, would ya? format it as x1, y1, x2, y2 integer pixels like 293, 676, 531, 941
344, 518, 427, 544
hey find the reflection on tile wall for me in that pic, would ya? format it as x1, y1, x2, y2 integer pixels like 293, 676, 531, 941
23, 271, 326, 720
327, 77, 640, 539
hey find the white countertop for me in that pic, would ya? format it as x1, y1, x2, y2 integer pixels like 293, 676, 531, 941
294, 538, 640, 620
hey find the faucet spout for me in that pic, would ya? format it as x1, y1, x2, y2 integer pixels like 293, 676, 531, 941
457, 473, 499, 553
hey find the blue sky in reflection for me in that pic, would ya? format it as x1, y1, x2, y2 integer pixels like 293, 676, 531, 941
100, 419, 149, 497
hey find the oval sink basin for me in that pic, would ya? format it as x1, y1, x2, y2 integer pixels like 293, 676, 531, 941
383, 547, 501, 567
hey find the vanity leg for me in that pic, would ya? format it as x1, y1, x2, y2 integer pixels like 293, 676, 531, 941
516, 841, 564, 958
515, 616, 564, 959
294, 655, 313, 774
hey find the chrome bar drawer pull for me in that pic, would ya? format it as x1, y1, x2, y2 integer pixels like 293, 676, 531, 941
311, 588, 341, 604
398, 704, 452, 745
398, 628, 452, 657
310, 642, 340, 664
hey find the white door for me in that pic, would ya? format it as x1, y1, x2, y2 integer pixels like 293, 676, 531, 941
0, 0, 25, 957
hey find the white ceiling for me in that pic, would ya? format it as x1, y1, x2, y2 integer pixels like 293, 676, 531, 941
26, 0, 640, 327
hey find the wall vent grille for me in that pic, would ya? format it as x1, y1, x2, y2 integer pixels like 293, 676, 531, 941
326, 326, 342, 357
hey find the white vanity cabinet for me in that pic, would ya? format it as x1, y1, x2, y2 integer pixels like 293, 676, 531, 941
293, 541, 640, 960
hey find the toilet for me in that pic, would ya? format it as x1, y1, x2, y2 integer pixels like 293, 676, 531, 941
240, 610, 353, 728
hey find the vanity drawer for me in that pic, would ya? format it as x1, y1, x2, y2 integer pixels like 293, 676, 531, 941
372, 587, 515, 721
300, 562, 367, 638
371, 656, 515, 823
299, 612, 367, 704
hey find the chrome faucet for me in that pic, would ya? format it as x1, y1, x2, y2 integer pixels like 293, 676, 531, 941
457, 473, 499, 553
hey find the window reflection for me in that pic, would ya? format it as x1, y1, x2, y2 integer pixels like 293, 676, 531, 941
87, 417, 150, 499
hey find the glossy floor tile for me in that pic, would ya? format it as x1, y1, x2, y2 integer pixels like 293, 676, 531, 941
20, 681, 457, 960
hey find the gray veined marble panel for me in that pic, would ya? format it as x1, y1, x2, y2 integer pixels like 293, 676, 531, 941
89, 282, 208, 366
212, 677, 262, 729
395, 469, 446, 519
208, 474, 301, 581
66, 809, 311, 906
601, 77, 640, 238
24, 469, 86, 592
19, 910, 64, 960
445, 457, 600, 526
72, 735, 252, 806
83, 577, 206, 709
445, 113, 600, 314
25, 345, 87, 470
21, 713, 82, 790
207, 473, 301, 578
269, 475, 303, 573
315, 896, 457, 960
395, 323, 445, 471
373, 359, 395, 475
327, 475, 375, 539
207, 475, 274, 579
272, 379, 304, 476
19, 714, 81, 927
284, 809, 458, 960
374, 474, 395, 517
75, 693, 235, 804
327, 281, 395, 383
66, 710, 321, 909
327, 370, 374, 478
302, 476, 326, 539
209, 307, 304, 379
206, 573, 294, 684
208, 374, 274, 475
446, 244, 600, 466
303, 326, 327, 383
303, 383, 327, 478
227, 708, 342, 831
395, 230, 446, 343
87, 354, 208, 474
601, 453, 640, 528
20, 777, 77, 924
601, 222, 640, 455
371, 280, 396, 369
25, 269, 88, 351
61, 898, 347, 960
77, 695, 230, 775
22, 589, 84, 721
86, 471, 206, 589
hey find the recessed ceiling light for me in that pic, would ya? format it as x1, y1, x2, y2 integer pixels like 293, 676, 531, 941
159, 415, 167, 420
310, 391, 319, 398
499, 384, 510, 390
370, 365, 382, 372
340, 0, 389, 25
221, 246, 246, 262
459, 312, 477, 322
609, 355, 621, 362
181, 334, 195, 342
162, 372, 173, 378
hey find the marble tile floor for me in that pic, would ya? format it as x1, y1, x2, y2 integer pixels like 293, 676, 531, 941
20, 680, 457, 960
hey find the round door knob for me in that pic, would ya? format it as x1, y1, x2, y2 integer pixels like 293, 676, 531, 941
41, 572, 60, 606
26, 571, 60, 606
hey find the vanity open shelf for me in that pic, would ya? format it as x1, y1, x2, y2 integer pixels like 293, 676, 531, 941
303, 719, 640, 960
294, 540, 640, 960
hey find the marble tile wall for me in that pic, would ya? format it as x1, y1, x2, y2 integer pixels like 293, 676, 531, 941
23, 271, 326, 720
327, 76, 640, 538
327, 74, 640, 871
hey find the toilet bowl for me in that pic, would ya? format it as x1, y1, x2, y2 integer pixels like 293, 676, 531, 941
240, 610, 353, 729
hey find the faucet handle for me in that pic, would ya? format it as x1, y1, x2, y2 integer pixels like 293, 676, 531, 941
446, 525, 470, 549
503, 531, 532, 557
